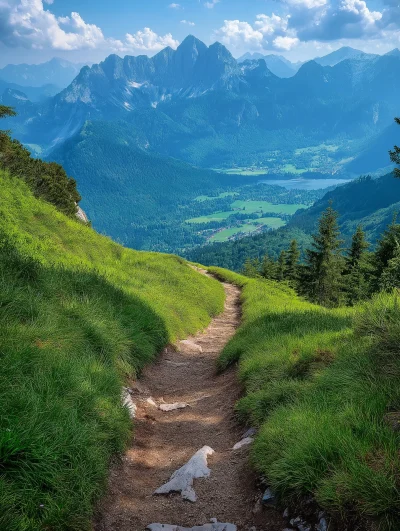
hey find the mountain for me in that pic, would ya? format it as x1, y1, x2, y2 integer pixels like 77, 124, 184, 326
238, 53, 297, 77
0, 57, 87, 89
0, 78, 59, 103
345, 121, 399, 175
314, 46, 377, 66
10, 37, 399, 169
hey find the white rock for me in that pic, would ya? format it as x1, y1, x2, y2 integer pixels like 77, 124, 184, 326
121, 388, 137, 419
154, 446, 214, 502
146, 397, 158, 408
178, 340, 203, 354
232, 437, 254, 450
159, 402, 189, 412
147, 523, 236, 531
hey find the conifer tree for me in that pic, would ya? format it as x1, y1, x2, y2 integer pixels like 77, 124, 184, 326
242, 258, 260, 278
374, 215, 400, 281
286, 239, 300, 284
277, 250, 287, 281
261, 253, 277, 279
344, 225, 371, 304
389, 117, 400, 178
301, 204, 344, 307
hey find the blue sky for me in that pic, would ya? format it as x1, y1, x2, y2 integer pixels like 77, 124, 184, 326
0, 0, 399, 66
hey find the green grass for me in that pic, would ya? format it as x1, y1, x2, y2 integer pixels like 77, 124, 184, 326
209, 224, 259, 242
194, 192, 239, 202
280, 164, 309, 174
231, 200, 307, 215
0, 172, 225, 530
255, 217, 286, 228
208, 267, 400, 529
187, 211, 234, 223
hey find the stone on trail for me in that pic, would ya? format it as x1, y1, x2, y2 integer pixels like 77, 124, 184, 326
232, 437, 254, 450
154, 446, 214, 502
159, 402, 189, 412
177, 340, 203, 354
146, 522, 237, 531
121, 388, 137, 419
146, 397, 158, 408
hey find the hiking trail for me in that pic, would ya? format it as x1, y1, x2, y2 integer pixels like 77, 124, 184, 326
95, 275, 284, 531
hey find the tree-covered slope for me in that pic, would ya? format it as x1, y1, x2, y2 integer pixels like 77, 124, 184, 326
0, 171, 224, 530
48, 120, 229, 250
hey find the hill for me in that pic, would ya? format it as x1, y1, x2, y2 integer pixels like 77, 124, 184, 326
0, 171, 224, 530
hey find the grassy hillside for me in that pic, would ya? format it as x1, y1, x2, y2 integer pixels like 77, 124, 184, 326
0, 172, 225, 531
210, 268, 400, 529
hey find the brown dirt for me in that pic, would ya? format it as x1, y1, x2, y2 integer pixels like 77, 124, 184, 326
94, 278, 285, 531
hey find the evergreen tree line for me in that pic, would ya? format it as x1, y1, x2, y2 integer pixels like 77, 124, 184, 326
242, 205, 400, 307
0, 106, 81, 217
242, 117, 400, 307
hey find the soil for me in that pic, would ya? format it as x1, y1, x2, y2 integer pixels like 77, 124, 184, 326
94, 278, 285, 531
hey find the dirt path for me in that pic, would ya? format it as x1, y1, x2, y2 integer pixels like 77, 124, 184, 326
95, 279, 284, 531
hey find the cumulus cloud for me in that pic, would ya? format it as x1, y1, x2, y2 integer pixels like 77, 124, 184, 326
168, 3, 181, 8
0, 0, 179, 54
181, 20, 195, 26
291, 0, 384, 41
216, 13, 298, 51
125, 28, 179, 52
215, 0, 400, 53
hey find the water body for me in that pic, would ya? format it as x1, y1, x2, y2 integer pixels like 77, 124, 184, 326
260, 178, 352, 190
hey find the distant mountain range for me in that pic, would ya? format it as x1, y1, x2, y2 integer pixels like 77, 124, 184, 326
0, 58, 87, 89
4, 37, 399, 173
237, 46, 387, 77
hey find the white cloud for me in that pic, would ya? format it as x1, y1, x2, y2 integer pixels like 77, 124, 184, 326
216, 13, 298, 51
216, 20, 264, 49
205, 0, 220, 9
215, 0, 400, 54
273, 35, 300, 49
181, 20, 195, 26
169, 3, 181, 8
125, 28, 179, 52
0, 0, 179, 54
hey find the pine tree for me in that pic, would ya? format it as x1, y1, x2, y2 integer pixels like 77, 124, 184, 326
277, 250, 287, 281
389, 117, 400, 179
301, 204, 344, 307
286, 239, 300, 284
375, 215, 400, 277
344, 225, 371, 304
261, 253, 277, 279
242, 258, 260, 278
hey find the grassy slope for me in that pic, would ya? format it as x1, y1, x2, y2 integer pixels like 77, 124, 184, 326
0, 172, 225, 531
209, 267, 400, 529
